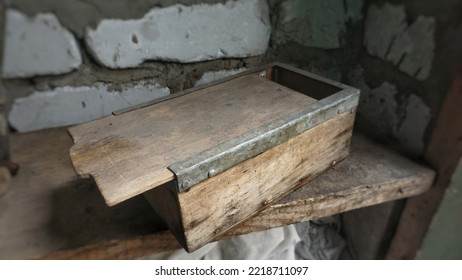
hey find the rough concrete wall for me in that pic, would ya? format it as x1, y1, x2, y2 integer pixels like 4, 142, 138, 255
1, 0, 269, 132
359, 0, 462, 156
269, 0, 462, 157
268, 0, 364, 83
266, 0, 462, 260
2, 0, 462, 149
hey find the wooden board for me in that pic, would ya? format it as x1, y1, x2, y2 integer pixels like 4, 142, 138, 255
0, 128, 164, 259
69, 74, 316, 206
143, 181, 186, 249
0, 127, 434, 259
222, 136, 434, 237
178, 110, 353, 251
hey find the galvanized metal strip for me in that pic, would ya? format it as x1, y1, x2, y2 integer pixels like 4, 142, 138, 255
168, 88, 360, 192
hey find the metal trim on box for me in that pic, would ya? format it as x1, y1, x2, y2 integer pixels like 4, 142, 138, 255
167, 64, 360, 192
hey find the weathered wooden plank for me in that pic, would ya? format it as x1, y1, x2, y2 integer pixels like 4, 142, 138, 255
178, 110, 354, 251
41, 231, 180, 260
143, 181, 186, 249
0, 128, 434, 259
0, 128, 163, 259
68, 74, 316, 206
222, 134, 434, 237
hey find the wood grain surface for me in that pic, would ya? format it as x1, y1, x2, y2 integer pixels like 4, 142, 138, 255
69, 74, 316, 206
178, 110, 354, 251
0, 128, 434, 259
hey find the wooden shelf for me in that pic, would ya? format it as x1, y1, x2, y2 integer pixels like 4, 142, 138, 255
0, 127, 434, 259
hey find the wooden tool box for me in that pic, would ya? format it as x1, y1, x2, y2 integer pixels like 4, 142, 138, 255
68, 63, 360, 252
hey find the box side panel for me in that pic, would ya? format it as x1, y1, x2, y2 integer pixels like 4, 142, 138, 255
178, 109, 356, 252
143, 181, 187, 249
270, 65, 342, 100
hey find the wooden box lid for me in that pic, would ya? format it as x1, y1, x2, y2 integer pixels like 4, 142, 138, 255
68, 63, 359, 206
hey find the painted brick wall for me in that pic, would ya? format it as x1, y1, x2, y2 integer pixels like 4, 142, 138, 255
2, 0, 462, 157
1, 0, 270, 132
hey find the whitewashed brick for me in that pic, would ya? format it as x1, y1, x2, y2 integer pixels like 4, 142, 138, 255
85, 0, 270, 68
364, 3, 435, 80
364, 3, 406, 58
386, 16, 435, 80
9, 82, 169, 132
2, 9, 82, 79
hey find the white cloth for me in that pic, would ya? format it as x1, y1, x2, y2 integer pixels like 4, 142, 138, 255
141, 217, 344, 260
295, 216, 345, 260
